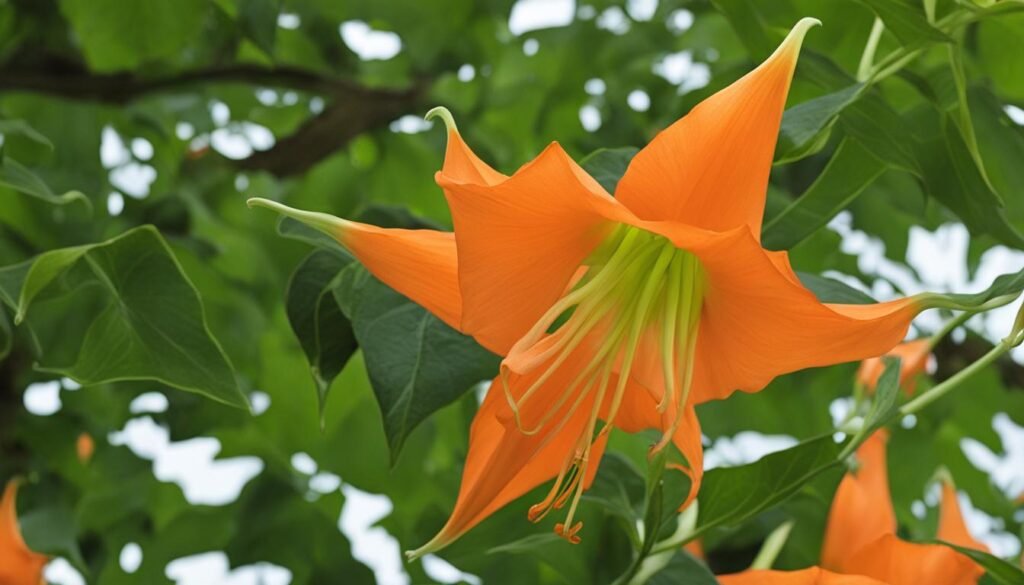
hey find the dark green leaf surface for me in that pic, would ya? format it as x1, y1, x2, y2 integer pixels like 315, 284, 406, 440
856, 0, 950, 46
0, 226, 246, 408
580, 147, 638, 194
285, 249, 358, 418
935, 541, 1024, 585
333, 265, 499, 461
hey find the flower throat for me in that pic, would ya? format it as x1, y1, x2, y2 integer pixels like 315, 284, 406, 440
501, 224, 706, 544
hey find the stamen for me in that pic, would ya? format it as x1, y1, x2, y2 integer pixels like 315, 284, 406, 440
506, 225, 708, 545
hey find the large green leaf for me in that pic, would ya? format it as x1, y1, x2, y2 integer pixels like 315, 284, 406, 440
285, 248, 358, 420
797, 272, 876, 305
59, 0, 208, 71
856, 0, 950, 47
0, 226, 247, 408
695, 434, 844, 535
919, 116, 1024, 248
0, 157, 90, 208
763, 138, 887, 250
333, 265, 499, 461
976, 12, 1024, 101
775, 84, 865, 164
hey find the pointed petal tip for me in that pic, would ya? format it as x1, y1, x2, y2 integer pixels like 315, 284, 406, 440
425, 106, 458, 133
246, 197, 348, 236
776, 17, 821, 57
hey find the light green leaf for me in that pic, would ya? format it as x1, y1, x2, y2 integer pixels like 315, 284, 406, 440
976, 12, 1024, 101
0, 157, 91, 209
763, 139, 887, 250
840, 358, 901, 458
59, 0, 208, 71
0, 119, 53, 149
0, 226, 247, 408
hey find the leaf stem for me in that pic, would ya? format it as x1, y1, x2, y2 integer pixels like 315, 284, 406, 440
750, 521, 795, 570
856, 18, 885, 82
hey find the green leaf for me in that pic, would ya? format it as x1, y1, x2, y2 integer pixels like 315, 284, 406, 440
976, 12, 1024, 101
238, 0, 279, 56
0, 226, 247, 408
919, 117, 1024, 248
935, 541, 1024, 585
856, 0, 951, 47
797, 272, 876, 304
646, 552, 720, 585
584, 453, 646, 546
333, 266, 499, 461
763, 139, 887, 250
775, 84, 866, 164
0, 119, 53, 149
840, 93, 921, 175
0, 306, 11, 360
937, 267, 1024, 307
946, 46, 998, 200
696, 434, 843, 535
840, 357, 901, 458
285, 249, 358, 420
0, 157, 91, 208
580, 147, 638, 195
59, 0, 208, 71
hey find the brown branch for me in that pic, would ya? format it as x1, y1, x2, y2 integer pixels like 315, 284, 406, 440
933, 334, 1024, 390
0, 58, 428, 176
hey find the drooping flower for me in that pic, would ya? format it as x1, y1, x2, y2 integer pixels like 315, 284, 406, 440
0, 480, 48, 585
249, 18, 937, 557
722, 433, 987, 584
856, 339, 932, 394
821, 432, 985, 585
718, 567, 888, 585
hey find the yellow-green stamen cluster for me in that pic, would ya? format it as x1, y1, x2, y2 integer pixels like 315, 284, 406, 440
502, 224, 706, 543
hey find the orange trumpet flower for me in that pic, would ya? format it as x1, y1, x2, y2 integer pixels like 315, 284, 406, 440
856, 339, 932, 394
250, 18, 937, 557
718, 567, 888, 585
0, 480, 48, 585
821, 432, 985, 584
722, 433, 986, 584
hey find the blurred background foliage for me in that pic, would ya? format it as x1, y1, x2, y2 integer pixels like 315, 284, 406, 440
0, 0, 1023, 583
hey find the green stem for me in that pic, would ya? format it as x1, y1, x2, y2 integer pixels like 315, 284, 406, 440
857, 18, 885, 82
900, 338, 1016, 416
927, 309, 975, 351
750, 521, 795, 570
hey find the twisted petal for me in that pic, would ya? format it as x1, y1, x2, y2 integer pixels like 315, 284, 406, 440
842, 535, 979, 585
718, 568, 889, 585
0, 480, 48, 585
614, 18, 819, 232
821, 432, 896, 571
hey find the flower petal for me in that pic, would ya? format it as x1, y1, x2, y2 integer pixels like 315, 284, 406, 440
661, 226, 920, 404
938, 479, 989, 554
821, 432, 895, 571
0, 480, 48, 585
841, 534, 979, 585
427, 106, 507, 187
614, 18, 819, 232
438, 142, 624, 354
407, 347, 607, 559
247, 199, 464, 331
718, 568, 889, 585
